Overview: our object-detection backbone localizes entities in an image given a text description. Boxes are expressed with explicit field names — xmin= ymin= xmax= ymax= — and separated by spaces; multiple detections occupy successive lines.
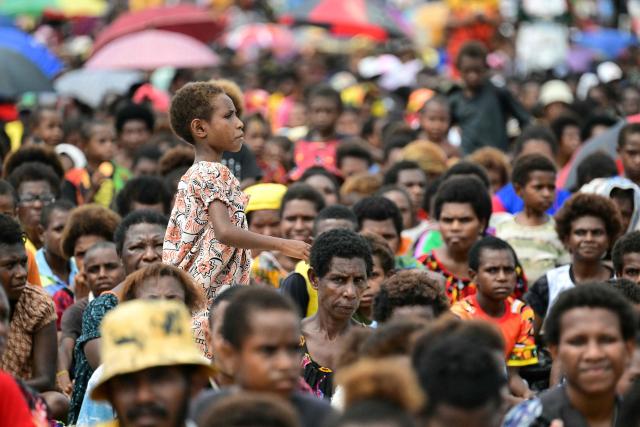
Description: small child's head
xmin=512 ymin=154 xmax=557 ymax=215
xmin=131 ymin=144 xmax=162 ymax=177
xmin=419 ymin=96 xmax=451 ymax=143
xmin=575 ymin=151 xmax=618 ymax=189
xmin=612 ymin=231 xmax=640 ymax=284
xmin=618 ymin=123 xmax=640 ymax=184
xmin=359 ymin=232 xmax=395 ymax=315
xmin=555 ymin=193 xmax=623 ymax=262
xmin=0 ymin=180 xmax=16 ymax=217
xmin=545 ymin=283 xmax=636 ymax=398
xmin=512 ymin=125 xmax=558 ymax=163
xmin=244 ymin=113 xmax=270 ymax=159
xmin=456 ymin=41 xmax=488 ymax=91
xmin=219 ymin=287 xmax=301 ymax=398
xmin=83 ymin=242 xmax=125 ymax=297
xmin=39 ymin=200 xmax=74 ymax=259
xmin=306 ymin=85 xmax=343 ymax=136
xmin=30 ymin=107 xmax=63 ymax=146
xmin=468 ymin=236 xmax=517 ymax=302
xmin=466 ymin=147 xmax=511 ymax=194
xmin=115 ymin=103 xmax=154 ymax=154
xmin=336 ymin=139 xmax=373 ymax=179
xmin=170 ymin=82 xmax=244 ymax=155
xmin=313 ymin=204 xmax=358 ymax=237
xmin=82 ymin=120 xmax=117 ymax=166
xmin=550 ymin=114 xmax=582 ymax=162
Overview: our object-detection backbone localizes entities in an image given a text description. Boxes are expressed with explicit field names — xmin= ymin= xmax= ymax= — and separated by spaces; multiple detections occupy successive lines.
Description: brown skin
xmin=206 ymin=300 xmax=235 ymax=387
xmin=360 ymin=218 xmax=400 ymax=254
xmin=0 ymin=194 xmax=15 ymax=217
xmin=618 ymin=252 xmax=640 ymax=284
xmin=303 ymin=257 xmax=367 ymax=371
xmin=303 ymin=174 xmax=339 ymax=206
xmin=39 ymin=208 xmax=73 ymax=285
xmin=17 ymin=180 xmax=55 ymax=249
xmin=514 ymin=171 xmax=556 ymax=227
xmin=458 ymin=56 xmax=488 ymax=96
xmin=557 ymin=125 xmax=581 ymax=168
xmin=33 ymin=110 xmax=63 ymax=146
xmin=116 ymin=120 xmax=152 ymax=170
xmin=397 ymin=169 xmax=427 ymax=215
xmin=618 ymin=133 xmax=640 ymax=185
xmin=307 ymin=96 xmax=341 ymax=141
xmin=382 ymin=190 xmax=415 ymax=230
xmin=84 ymin=124 xmax=117 ymax=171
xmin=356 ymin=255 xmax=388 ymax=321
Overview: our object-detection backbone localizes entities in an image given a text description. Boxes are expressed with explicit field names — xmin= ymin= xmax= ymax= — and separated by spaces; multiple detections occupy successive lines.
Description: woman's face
xmin=134 ymin=275 xmax=186 ymax=303
xmin=438 ymin=202 xmax=483 ymax=254
xmin=565 ymin=215 xmax=610 ymax=262
xmin=304 ymin=174 xmax=339 ymax=206
xmin=121 ymin=223 xmax=166 ymax=274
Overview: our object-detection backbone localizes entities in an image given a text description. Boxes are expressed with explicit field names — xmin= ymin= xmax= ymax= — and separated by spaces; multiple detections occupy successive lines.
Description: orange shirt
xmin=451 ymin=294 xmax=538 ymax=367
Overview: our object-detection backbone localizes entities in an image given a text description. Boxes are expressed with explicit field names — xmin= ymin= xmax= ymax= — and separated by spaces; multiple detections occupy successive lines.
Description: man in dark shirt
xmin=449 ymin=41 xmax=530 ymax=155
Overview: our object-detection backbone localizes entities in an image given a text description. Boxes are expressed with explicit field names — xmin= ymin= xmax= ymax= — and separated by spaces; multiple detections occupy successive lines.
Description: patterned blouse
xmin=0 ymin=285 xmax=56 ymax=380
xmin=300 ymin=336 xmax=333 ymax=400
xmin=163 ymin=161 xmax=251 ymax=303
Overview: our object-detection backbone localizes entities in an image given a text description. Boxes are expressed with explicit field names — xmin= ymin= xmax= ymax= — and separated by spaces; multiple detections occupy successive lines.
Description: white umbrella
xmin=54 ymin=68 xmax=143 ymax=107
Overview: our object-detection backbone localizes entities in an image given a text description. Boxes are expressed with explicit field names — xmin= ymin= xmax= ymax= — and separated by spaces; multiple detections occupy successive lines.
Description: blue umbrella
xmin=0 ymin=27 xmax=63 ymax=78
xmin=573 ymin=28 xmax=637 ymax=60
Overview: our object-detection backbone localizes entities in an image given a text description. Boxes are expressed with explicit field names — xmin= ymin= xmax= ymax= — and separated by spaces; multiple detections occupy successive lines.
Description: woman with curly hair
xmin=526 ymin=192 xmax=623 ymax=336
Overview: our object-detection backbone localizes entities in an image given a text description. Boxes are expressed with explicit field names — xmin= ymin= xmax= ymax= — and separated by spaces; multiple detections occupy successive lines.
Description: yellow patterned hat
xmin=244 ymin=183 xmax=288 ymax=214
xmin=91 ymin=299 xmax=215 ymax=401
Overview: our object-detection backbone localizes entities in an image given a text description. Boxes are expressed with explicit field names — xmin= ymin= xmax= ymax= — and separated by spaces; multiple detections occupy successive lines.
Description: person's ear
xmin=514 ymin=182 xmax=523 ymax=198
xmin=218 ymin=339 xmax=238 ymax=373
xmin=469 ymin=268 xmax=477 ymax=281
xmin=308 ymin=268 xmax=319 ymax=291
xmin=190 ymin=118 xmax=207 ymax=140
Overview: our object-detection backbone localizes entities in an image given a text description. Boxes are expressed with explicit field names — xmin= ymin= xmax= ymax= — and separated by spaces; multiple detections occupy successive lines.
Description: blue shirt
xmin=35 ymin=248 xmax=77 ymax=296
xmin=495 ymin=183 xmax=571 ymax=215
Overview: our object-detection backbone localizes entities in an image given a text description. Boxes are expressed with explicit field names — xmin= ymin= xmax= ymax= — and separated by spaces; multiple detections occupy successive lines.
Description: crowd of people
xmin=4 ymin=0 xmax=640 ymax=426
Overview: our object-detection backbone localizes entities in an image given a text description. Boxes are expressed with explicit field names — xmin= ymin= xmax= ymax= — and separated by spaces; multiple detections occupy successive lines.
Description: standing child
xmin=417 ymin=96 xmax=459 ymax=159
xmin=493 ymin=154 xmax=568 ymax=282
xmin=451 ymin=236 xmax=538 ymax=399
xmin=163 ymin=82 xmax=310 ymax=306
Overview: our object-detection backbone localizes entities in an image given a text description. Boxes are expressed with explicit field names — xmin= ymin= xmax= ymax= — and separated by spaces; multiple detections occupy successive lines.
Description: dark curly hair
xmin=196 ymin=392 xmax=300 ymax=427
xmin=373 ymin=270 xmax=449 ymax=323
xmin=468 ymin=235 xmax=517 ymax=272
xmin=313 ymin=205 xmax=358 ymax=235
xmin=310 ymin=229 xmax=373 ymax=279
xmin=113 ymin=210 xmax=168 ymax=256
xmin=337 ymin=139 xmax=373 ymax=169
xmin=3 ymin=145 xmax=65 ymax=179
xmin=280 ymin=183 xmax=325 ymax=217
xmin=159 ymin=144 xmax=195 ymax=176
xmin=0 ymin=213 xmax=24 ymax=246
xmin=353 ymin=196 xmax=403 ymax=235
xmin=609 ymin=278 xmax=640 ymax=304
xmin=440 ymin=160 xmax=490 ymax=189
xmin=7 ymin=162 xmax=61 ymax=197
xmin=382 ymin=160 xmax=424 ymax=187
xmin=612 ymin=231 xmax=640 ymax=275
xmin=114 ymin=175 xmax=173 ymax=217
xmin=618 ymin=122 xmax=640 ymax=149
xmin=575 ymin=151 xmax=618 ymax=189
xmin=121 ymin=263 xmax=205 ymax=313
xmin=360 ymin=319 xmax=427 ymax=359
xmin=60 ymin=205 xmax=121 ymax=259
xmin=513 ymin=124 xmax=558 ymax=157
xmin=361 ymin=232 xmax=395 ymax=276
xmin=545 ymin=282 xmax=636 ymax=345
xmin=170 ymin=82 xmax=225 ymax=144
xmin=455 ymin=40 xmax=487 ymax=69
xmin=433 ymin=175 xmax=492 ymax=232
xmin=115 ymin=103 xmax=155 ymax=135
xmin=554 ymin=193 xmax=622 ymax=243
xmin=511 ymin=154 xmax=556 ymax=188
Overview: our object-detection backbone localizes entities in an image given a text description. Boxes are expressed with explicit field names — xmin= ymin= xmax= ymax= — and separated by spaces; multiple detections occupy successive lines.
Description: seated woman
xmin=0 ymin=214 xmax=68 ymax=421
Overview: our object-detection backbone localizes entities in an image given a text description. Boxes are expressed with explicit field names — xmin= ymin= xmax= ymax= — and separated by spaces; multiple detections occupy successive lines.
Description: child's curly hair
xmin=169 ymin=82 xmax=225 ymax=145
xmin=554 ymin=192 xmax=623 ymax=244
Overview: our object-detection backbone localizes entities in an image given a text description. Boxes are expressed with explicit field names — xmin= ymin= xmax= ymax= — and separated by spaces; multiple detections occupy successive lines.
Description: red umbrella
xmin=86 ymin=30 xmax=220 ymax=70
xmin=92 ymin=4 xmax=225 ymax=53
xmin=279 ymin=0 xmax=408 ymax=41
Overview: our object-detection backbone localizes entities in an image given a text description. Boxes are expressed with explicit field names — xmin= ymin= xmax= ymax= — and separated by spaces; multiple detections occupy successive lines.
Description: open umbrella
xmin=224 ymin=23 xmax=296 ymax=60
xmin=0 ymin=48 xmax=53 ymax=98
xmin=54 ymin=69 xmax=143 ymax=107
xmin=86 ymin=30 xmax=220 ymax=70
xmin=0 ymin=27 xmax=62 ymax=78
xmin=279 ymin=0 xmax=408 ymax=41
xmin=573 ymin=28 xmax=637 ymax=60
xmin=0 ymin=0 xmax=107 ymax=17
xmin=92 ymin=4 xmax=225 ymax=53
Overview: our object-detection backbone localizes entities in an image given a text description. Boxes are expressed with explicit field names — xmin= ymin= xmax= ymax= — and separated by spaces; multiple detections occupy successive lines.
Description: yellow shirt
xmin=295 ymin=261 xmax=318 ymax=317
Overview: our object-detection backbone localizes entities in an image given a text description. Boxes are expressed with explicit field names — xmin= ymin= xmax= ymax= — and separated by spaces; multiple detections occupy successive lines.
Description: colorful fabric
xmin=296 ymin=261 xmax=318 ymax=318
xmin=251 ymin=251 xmax=288 ymax=288
xmin=289 ymin=140 xmax=339 ymax=181
xmin=163 ymin=161 xmax=251 ymax=305
xmin=14 ymin=377 xmax=59 ymax=427
xmin=68 ymin=293 xmax=119 ymax=425
xmin=300 ymin=336 xmax=333 ymax=400
xmin=492 ymin=183 xmax=571 ymax=215
xmin=451 ymin=294 xmax=538 ymax=366
xmin=0 ymin=285 xmax=56 ymax=381
xmin=26 ymin=245 xmax=41 ymax=287
xmin=64 ymin=166 xmax=118 ymax=208
xmin=0 ymin=370 xmax=38 ymax=427
xmin=52 ymin=288 xmax=74 ymax=331
xmin=395 ymin=255 xmax=425 ymax=271
xmin=35 ymin=248 xmax=78 ymax=296
xmin=492 ymin=214 xmax=569 ymax=283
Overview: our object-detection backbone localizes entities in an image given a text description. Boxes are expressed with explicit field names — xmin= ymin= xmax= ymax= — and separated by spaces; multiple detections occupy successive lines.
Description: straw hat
xmin=91 ymin=300 xmax=215 ymax=401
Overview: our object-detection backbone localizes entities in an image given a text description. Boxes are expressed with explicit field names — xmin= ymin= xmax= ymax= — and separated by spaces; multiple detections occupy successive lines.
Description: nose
xmin=342 ymin=281 xmax=357 ymax=300
xmin=133 ymin=376 xmax=155 ymax=403
xmin=583 ymin=339 xmax=605 ymax=360
xmin=142 ymin=245 xmax=161 ymax=262
xmin=294 ymin=218 xmax=305 ymax=230
xmin=496 ymin=269 xmax=507 ymax=281
xmin=98 ymin=265 xmax=108 ymax=278
xmin=14 ymin=263 xmax=27 ymax=281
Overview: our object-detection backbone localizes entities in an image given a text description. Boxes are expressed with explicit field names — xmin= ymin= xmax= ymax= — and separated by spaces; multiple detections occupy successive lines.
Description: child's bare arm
xmin=209 ymin=200 xmax=310 ymax=261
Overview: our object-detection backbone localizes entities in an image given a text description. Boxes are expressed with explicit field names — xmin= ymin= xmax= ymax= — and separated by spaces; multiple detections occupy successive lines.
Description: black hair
xmin=208 ymin=285 xmax=246 ymax=328
xmin=0 ymin=213 xmax=24 ymax=247
xmin=0 ymin=180 xmax=17 ymax=205
xmin=300 ymin=166 xmax=341 ymax=191
xmin=310 ymin=229 xmax=373 ymax=279
xmin=455 ymin=41 xmax=488 ymax=69
xmin=132 ymin=144 xmax=163 ymax=169
xmin=114 ymin=176 xmax=173 ymax=217
xmin=313 ymin=205 xmax=358 ymax=235
xmin=545 ymin=283 xmax=637 ymax=345
xmin=306 ymin=84 xmax=343 ymax=112
xmin=352 ymin=196 xmax=403 ymax=235
xmin=84 ymin=241 xmax=118 ymax=260
xmin=40 ymin=200 xmax=75 ymax=228
xmin=433 ymin=176 xmax=492 ymax=231
xmin=440 ymin=160 xmax=491 ymax=189
xmin=7 ymin=162 xmax=61 ymax=197
xmin=511 ymin=154 xmax=557 ymax=187
xmin=115 ymin=103 xmax=155 ymax=134
xmin=377 ymin=185 xmax=414 ymax=212
xmin=279 ymin=183 xmax=325 ymax=217
xmin=612 ymin=231 xmax=640 ymax=275
xmin=383 ymin=160 xmax=424 ymax=187
xmin=196 ymin=392 xmax=301 ymax=427
xmin=550 ymin=114 xmax=582 ymax=144
xmin=414 ymin=334 xmax=505 ymax=415
xmin=619 ymin=374 xmax=640 ymax=427
xmin=3 ymin=145 xmax=65 ymax=179
xmin=420 ymin=95 xmax=450 ymax=114
xmin=554 ymin=193 xmax=622 ymax=244
xmin=513 ymin=125 xmax=558 ymax=157
xmin=581 ymin=114 xmax=618 ymax=142
xmin=423 ymin=176 xmax=442 ymax=214
xmin=609 ymin=278 xmax=640 ymax=305
xmin=336 ymin=140 xmax=373 ymax=169
xmin=618 ymin=122 xmax=640 ymax=149
xmin=382 ymin=134 xmax=413 ymax=163
xmin=575 ymin=151 xmax=618 ymax=189
xmin=468 ymin=236 xmax=516 ymax=271
xmin=221 ymin=286 xmax=298 ymax=349
xmin=113 ymin=210 xmax=168 ymax=255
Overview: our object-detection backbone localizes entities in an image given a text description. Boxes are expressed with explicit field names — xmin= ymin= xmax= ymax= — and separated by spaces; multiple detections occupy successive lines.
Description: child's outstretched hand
xmin=280 ymin=239 xmax=311 ymax=262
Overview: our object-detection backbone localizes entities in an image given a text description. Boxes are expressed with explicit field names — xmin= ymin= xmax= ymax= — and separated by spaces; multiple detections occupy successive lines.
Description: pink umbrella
xmin=86 ymin=29 xmax=219 ymax=70
xmin=224 ymin=23 xmax=296 ymax=60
